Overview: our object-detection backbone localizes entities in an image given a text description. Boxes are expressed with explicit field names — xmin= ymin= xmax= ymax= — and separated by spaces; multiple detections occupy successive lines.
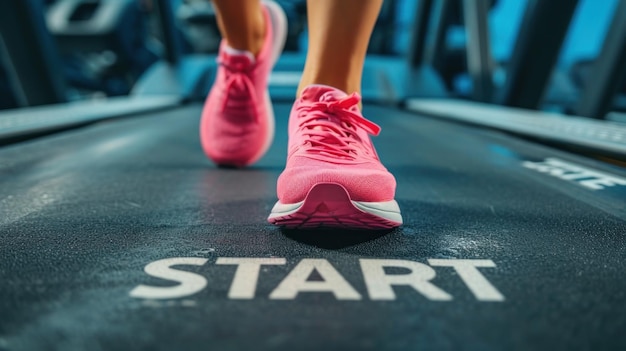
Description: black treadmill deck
xmin=1 ymin=103 xmax=625 ymax=350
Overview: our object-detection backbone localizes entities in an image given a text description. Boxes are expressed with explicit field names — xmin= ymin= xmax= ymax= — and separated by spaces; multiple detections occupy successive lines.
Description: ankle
xmin=297 ymin=75 xmax=360 ymax=97
xmin=297 ymin=82 xmax=361 ymax=105
xmin=226 ymin=11 xmax=266 ymax=57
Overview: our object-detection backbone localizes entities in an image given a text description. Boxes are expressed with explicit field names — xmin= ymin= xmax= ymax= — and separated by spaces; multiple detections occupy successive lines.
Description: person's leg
xmin=200 ymin=1 xmax=287 ymax=167
xmin=268 ymin=0 xmax=402 ymax=229
xmin=212 ymin=0 xmax=266 ymax=56
xmin=297 ymin=0 xmax=383 ymax=97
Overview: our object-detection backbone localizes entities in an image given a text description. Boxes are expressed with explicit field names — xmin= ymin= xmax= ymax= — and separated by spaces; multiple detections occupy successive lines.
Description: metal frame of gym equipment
xmin=462 ymin=0 xmax=493 ymax=103
xmin=424 ymin=0 xmax=455 ymax=76
xmin=368 ymin=0 xmax=398 ymax=55
xmin=407 ymin=0 xmax=433 ymax=68
xmin=155 ymin=0 xmax=182 ymax=64
xmin=405 ymin=0 xmax=626 ymax=160
xmin=407 ymin=0 xmax=494 ymax=102
xmin=0 ymin=0 xmax=67 ymax=107
xmin=575 ymin=0 xmax=626 ymax=120
xmin=408 ymin=0 xmax=582 ymax=110
xmin=500 ymin=0 xmax=579 ymax=110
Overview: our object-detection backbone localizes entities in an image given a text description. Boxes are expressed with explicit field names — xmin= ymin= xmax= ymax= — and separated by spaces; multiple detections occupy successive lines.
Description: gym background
xmin=0 ymin=0 xmax=621 ymax=115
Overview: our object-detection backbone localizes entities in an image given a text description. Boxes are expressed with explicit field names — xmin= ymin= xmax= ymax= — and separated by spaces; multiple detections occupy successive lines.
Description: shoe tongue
xmin=300 ymin=84 xmax=348 ymax=103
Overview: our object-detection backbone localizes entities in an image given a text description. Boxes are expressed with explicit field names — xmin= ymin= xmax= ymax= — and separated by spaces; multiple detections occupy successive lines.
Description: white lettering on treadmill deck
xmin=129 ymin=257 xmax=208 ymax=299
xmin=360 ymin=259 xmax=452 ymax=301
xmin=130 ymin=258 xmax=505 ymax=302
xmin=522 ymin=158 xmax=626 ymax=190
xmin=269 ymin=259 xmax=361 ymax=300
xmin=216 ymin=257 xmax=286 ymax=299
xmin=428 ymin=259 xmax=504 ymax=301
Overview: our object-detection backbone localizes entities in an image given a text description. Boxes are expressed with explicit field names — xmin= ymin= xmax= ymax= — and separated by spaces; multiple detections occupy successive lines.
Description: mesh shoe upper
xmin=276 ymin=85 xmax=397 ymax=203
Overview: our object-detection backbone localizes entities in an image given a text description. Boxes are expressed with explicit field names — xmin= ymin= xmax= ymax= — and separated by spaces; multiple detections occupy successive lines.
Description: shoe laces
xmin=218 ymin=54 xmax=258 ymax=121
xmin=295 ymin=93 xmax=381 ymax=163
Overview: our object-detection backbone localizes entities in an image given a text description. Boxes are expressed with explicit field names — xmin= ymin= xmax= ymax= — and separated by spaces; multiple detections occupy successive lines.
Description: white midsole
xmin=268 ymin=199 xmax=403 ymax=224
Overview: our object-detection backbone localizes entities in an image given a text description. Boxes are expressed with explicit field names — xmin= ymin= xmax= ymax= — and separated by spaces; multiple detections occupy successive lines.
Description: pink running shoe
xmin=268 ymin=85 xmax=403 ymax=230
xmin=200 ymin=1 xmax=287 ymax=167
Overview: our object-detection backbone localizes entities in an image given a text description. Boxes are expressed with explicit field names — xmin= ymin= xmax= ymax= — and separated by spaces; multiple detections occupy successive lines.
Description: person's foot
xmin=200 ymin=1 xmax=287 ymax=167
xmin=268 ymin=85 xmax=402 ymax=230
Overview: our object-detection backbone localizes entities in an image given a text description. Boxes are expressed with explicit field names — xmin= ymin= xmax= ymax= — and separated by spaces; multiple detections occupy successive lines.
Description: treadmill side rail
xmin=407 ymin=98 xmax=626 ymax=159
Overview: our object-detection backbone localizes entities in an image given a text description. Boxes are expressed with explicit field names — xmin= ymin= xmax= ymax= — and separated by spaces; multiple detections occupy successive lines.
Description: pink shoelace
xmin=295 ymin=93 xmax=382 ymax=163
xmin=218 ymin=54 xmax=258 ymax=122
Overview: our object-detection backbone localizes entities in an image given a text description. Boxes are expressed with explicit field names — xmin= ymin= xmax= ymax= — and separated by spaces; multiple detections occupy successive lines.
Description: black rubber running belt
xmin=1 ymin=103 xmax=625 ymax=350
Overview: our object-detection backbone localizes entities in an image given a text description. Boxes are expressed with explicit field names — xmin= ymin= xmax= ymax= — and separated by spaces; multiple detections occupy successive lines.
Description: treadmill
xmin=1 ymin=1 xmax=625 ymax=350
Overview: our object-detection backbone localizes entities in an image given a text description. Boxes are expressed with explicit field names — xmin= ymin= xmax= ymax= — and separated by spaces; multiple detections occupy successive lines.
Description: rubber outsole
xmin=268 ymin=183 xmax=402 ymax=230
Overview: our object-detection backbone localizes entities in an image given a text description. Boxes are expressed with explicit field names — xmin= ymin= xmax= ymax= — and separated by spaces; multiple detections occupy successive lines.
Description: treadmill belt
xmin=1 ymin=103 xmax=625 ymax=350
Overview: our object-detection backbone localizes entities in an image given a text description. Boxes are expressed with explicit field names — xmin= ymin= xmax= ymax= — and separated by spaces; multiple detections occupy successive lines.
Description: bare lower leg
xmin=212 ymin=0 xmax=265 ymax=56
xmin=298 ymin=0 xmax=383 ymax=96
